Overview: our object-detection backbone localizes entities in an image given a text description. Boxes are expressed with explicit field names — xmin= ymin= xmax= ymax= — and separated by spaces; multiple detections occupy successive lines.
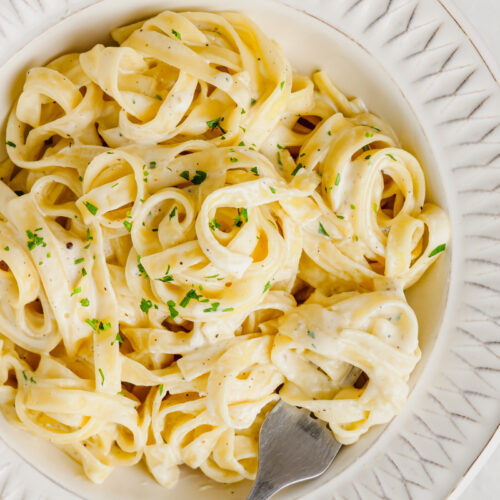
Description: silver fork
xmin=246 ymin=400 xmax=342 ymax=500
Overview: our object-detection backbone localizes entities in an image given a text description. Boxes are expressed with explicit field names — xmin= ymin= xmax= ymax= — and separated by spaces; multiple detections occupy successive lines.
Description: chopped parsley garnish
xmin=80 ymin=298 xmax=89 ymax=307
xmin=336 ymin=215 xmax=344 ymax=219
xmin=140 ymin=298 xmax=153 ymax=314
xmin=250 ymin=167 xmax=259 ymax=176
xmin=229 ymin=157 xmax=238 ymax=163
xmin=280 ymin=80 xmax=285 ymax=90
xmin=157 ymin=265 xmax=174 ymax=283
xmin=327 ymin=130 xmax=332 ymax=136
xmin=373 ymin=203 xmax=378 ymax=213
xmin=365 ymin=155 xmax=372 ymax=160
xmin=171 ymin=29 xmax=181 ymax=39
xmin=209 ymin=218 xmax=220 ymax=231
xmin=191 ymin=170 xmax=207 ymax=184
xmin=276 ymin=151 xmax=283 ymax=167
xmin=241 ymin=108 xmax=246 ymax=115
xmin=86 ymin=228 xmax=93 ymax=241
xmin=428 ymin=243 xmax=446 ymax=258
xmin=203 ymin=302 xmax=220 ymax=312
xmin=159 ymin=384 xmax=164 ymax=396
xmin=74 ymin=257 xmax=85 ymax=264
xmin=365 ymin=132 xmax=373 ymax=138
xmin=123 ymin=220 xmax=132 ymax=232
xmin=350 ymin=204 xmax=356 ymax=210
xmin=84 ymin=202 xmax=98 ymax=215
xmin=81 ymin=268 xmax=87 ymax=277
xmin=233 ymin=208 xmax=248 ymax=227
xmin=250 ymin=98 xmax=257 ymax=106
xmin=263 ymin=281 xmax=271 ymax=293
xmin=222 ymin=307 xmax=234 ymax=312
xmin=386 ymin=153 xmax=397 ymax=161
xmin=354 ymin=235 xmax=359 ymax=241
xmin=369 ymin=126 xmax=381 ymax=132
xmin=180 ymin=289 xmax=202 ymax=307
xmin=71 ymin=287 xmax=81 ymax=296
xmin=137 ymin=255 xmax=149 ymax=278
xmin=111 ymin=333 xmax=123 ymax=345
xmin=206 ymin=116 xmax=226 ymax=134
xmin=204 ymin=274 xmax=220 ymax=279
xmin=269 ymin=186 xmax=276 ymax=194
xmin=169 ymin=206 xmax=178 ymax=220
xmin=26 ymin=229 xmax=46 ymax=250
xmin=3 ymin=246 xmax=8 ymax=251
xmin=318 ymin=222 xmax=329 ymax=237
xmin=149 ymin=161 xmax=157 ymax=169
xmin=98 ymin=368 xmax=105 ymax=385
xmin=167 ymin=300 xmax=179 ymax=319
xmin=238 ymin=141 xmax=245 ymax=146
xmin=99 ymin=321 xmax=111 ymax=331
xmin=6 ymin=141 xmax=16 ymax=148
xmin=22 ymin=370 xmax=28 ymax=381
xmin=291 ymin=163 xmax=303 ymax=176
xmin=307 ymin=329 xmax=315 ymax=339
xmin=180 ymin=170 xmax=190 ymax=181
xmin=85 ymin=318 xmax=99 ymax=331
xmin=154 ymin=94 xmax=163 ymax=101
xmin=335 ymin=173 xmax=341 ymax=186
xmin=362 ymin=145 xmax=371 ymax=152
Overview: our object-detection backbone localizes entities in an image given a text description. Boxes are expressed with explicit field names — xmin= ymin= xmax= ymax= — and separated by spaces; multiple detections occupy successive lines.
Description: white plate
xmin=0 ymin=0 xmax=498 ymax=499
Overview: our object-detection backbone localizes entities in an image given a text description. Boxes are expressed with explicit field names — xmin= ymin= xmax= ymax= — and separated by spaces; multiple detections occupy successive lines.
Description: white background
xmin=452 ymin=0 xmax=500 ymax=498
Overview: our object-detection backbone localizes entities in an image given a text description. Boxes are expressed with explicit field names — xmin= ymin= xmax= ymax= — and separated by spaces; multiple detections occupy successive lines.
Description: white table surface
xmin=451 ymin=0 xmax=500 ymax=499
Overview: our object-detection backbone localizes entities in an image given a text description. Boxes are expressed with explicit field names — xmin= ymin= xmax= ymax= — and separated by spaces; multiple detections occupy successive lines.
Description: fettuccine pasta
xmin=0 ymin=10 xmax=450 ymax=488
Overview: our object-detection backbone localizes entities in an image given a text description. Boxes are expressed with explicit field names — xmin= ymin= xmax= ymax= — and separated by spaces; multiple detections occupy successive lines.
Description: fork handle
xmin=246 ymin=478 xmax=280 ymax=500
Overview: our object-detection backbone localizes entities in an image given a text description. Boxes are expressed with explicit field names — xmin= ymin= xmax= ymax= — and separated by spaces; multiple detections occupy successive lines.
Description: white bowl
xmin=0 ymin=1 xmax=498 ymax=499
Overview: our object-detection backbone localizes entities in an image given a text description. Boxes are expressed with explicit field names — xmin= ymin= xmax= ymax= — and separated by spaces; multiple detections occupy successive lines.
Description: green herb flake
xmin=336 ymin=215 xmax=344 ymax=220
xmin=192 ymin=170 xmax=207 ymax=184
xmin=98 ymin=368 xmax=105 ymax=385
xmin=111 ymin=333 xmax=123 ymax=345
xmin=263 ymin=281 xmax=271 ymax=293
xmin=159 ymin=384 xmax=164 ymax=396
xmin=229 ymin=157 xmax=238 ymax=163
xmin=365 ymin=132 xmax=373 ymax=138
xmin=80 ymin=298 xmax=90 ymax=307
xmin=250 ymin=98 xmax=257 ymax=106
xmin=318 ymin=222 xmax=329 ymax=237
xmin=365 ymin=155 xmax=372 ymax=160
xmin=71 ymin=287 xmax=81 ymax=296
xmin=154 ymin=94 xmax=163 ymax=101
xmin=350 ymin=204 xmax=356 ymax=210
xmin=3 ymin=246 xmax=8 ymax=251
xmin=140 ymin=298 xmax=153 ymax=314
xmin=307 ymin=329 xmax=315 ymax=339
xmin=171 ymin=29 xmax=181 ymax=40
xmin=22 ymin=370 xmax=28 ymax=381
xmin=84 ymin=202 xmax=98 ymax=216
xmin=180 ymin=170 xmax=190 ymax=182
xmin=291 ymin=163 xmax=304 ymax=176
xmin=250 ymin=167 xmax=259 ymax=176
xmin=386 ymin=153 xmax=397 ymax=161
xmin=6 ymin=141 xmax=16 ymax=148
xmin=206 ymin=116 xmax=226 ymax=134
xmin=180 ymin=289 xmax=202 ymax=308
xmin=233 ymin=207 xmax=248 ymax=227
xmin=85 ymin=318 xmax=99 ymax=331
xmin=373 ymin=203 xmax=378 ymax=213
xmin=335 ymin=173 xmax=341 ymax=186
xmin=167 ymin=300 xmax=179 ymax=319
xmin=123 ymin=220 xmax=132 ymax=232
xmin=149 ymin=161 xmax=157 ymax=169
xmin=26 ymin=229 xmax=46 ymax=251
xmin=74 ymin=257 xmax=85 ymax=264
xmin=428 ymin=243 xmax=446 ymax=258
xmin=81 ymin=268 xmax=87 ymax=277
xmin=241 ymin=108 xmax=246 ymax=115
xmin=280 ymin=80 xmax=285 ymax=90
xmin=222 ymin=307 xmax=234 ymax=312
xmin=276 ymin=151 xmax=283 ymax=167
xmin=203 ymin=302 xmax=220 ymax=313
xmin=209 ymin=218 xmax=221 ymax=231
xmin=327 ymin=130 xmax=332 ymax=136
xmin=157 ymin=265 xmax=174 ymax=283
xmin=269 ymin=186 xmax=276 ymax=194
xmin=169 ymin=206 xmax=178 ymax=220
